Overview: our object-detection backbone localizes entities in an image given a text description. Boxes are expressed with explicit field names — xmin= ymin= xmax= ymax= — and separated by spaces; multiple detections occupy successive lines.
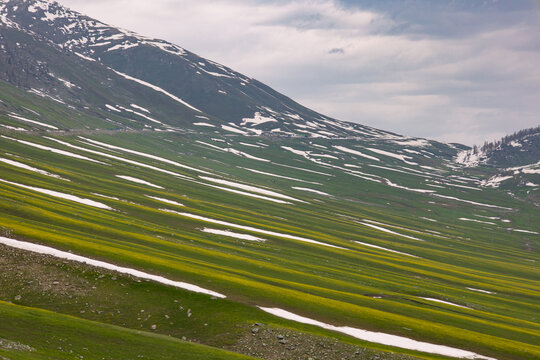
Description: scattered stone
xmin=230 ymin=324 xmax=421 ymax=360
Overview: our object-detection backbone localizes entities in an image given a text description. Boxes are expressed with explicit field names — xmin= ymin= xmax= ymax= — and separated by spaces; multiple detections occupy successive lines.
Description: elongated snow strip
xmin=467 ymin=288 xmax=494 ymax=294
xmin=291 ymin=187 xmax=330 ymax=196
xmin=0 ymin=157 xmax=69 ymax=181
xmin=359 ymin=222 xmax=425 ymax=242
xmin=241 ymin=167 xmax=322 ymax=185
xmin=145 ymin=195 xmax=184 ymax=207
xmin=419 ymin=297 xmax=469 ymax=309
xmin=0 ymin=237 xmax=226 ymax=299
xmin=354 ymin=241 xmax=418 ymax=258
xmin=258 ymin=307 xmax=496 ymax=360
xmin=199 ymin=176 xmax=304 ymax=202
xmin=116 ymin=175 xmax=163 ymax=189
xmin=44 ymin=138 xmax=190 ymax=179
xmin=197 ymin=182 xmax=291 ymax=204
xmin=202 ymin=228 xmax=265 ymax=242
xmin=333 ymin=145 xmax=379 ymax=161
xmin=111 ymin=69 xmax=202 ymax=112
xmin=432 ymin=194 xmax=513 ymax=211
xmin=0 ymin=178 xmax=112 ymax=210
xmin=160 ymin=210 xmax=348 ymax=250
xmin=1 ymin=136 xmax=105 ymax=164
xmin=79 ymin=137 xmax=211 ymax=175
xmin=8 ymin=113 xmax=58 ymax=129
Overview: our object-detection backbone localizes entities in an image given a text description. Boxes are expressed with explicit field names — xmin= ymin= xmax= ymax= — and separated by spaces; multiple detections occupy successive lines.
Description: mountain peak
xmin=1 ymin=0 xmax=438 ymax=144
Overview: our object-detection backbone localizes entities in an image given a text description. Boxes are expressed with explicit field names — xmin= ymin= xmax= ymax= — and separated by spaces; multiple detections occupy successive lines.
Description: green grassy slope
xmin=0 ymin=300 xmax=256 ymax=360
xmin=0 ymin=127 xmax=538 ymax=360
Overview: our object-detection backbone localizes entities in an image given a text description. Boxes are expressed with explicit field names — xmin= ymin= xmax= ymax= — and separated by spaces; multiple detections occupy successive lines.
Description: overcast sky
xmin=60 ymin=0 xmax=540 ymax=145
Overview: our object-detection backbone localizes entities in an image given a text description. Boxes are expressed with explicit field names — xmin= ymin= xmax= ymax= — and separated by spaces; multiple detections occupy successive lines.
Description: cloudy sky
xmin=60 ymin=0 xmax=540 ymax=145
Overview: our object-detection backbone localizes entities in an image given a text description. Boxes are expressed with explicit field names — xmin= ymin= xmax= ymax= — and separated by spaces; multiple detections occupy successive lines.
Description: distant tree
xmin=478 ymin=125 xmax=540 ymax=154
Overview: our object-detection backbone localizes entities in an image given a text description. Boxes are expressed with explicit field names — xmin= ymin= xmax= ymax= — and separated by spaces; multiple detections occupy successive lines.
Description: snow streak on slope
xmin=160 ymin=210 xmax=347 ymax=250
xmin=8 ymin=113 xmax=58 ymax=129
xmin=354 ymin=241 xmax=418 ymax=258
xmin=258 ymin=307 xmax=496 ymax=360
xmin=199 ymin=176 xmax=304 ymax=202
xmin=333 ymin=146 xmax=379 ymax=161
xmin=44 ymin=137 xmax=191 ymax=179
xmin=1 ymin=136 xmax=105 ymax=164
xmin=0 ymin=178 xmax=112 ymax=210
xmin=145 ymin=195 xmax=184 ymax=207
xmin=111 ymin=69 xmax=201 ymax=112
xmin=359 ymin=222 xmax=425 ymax=242
xmin=202 ymin=228 xmax=265 ymax=242
xmin=116 ymin=175 xmax=163 ymax=189
xmin=0 ymin=157 xmax=68 ymax=180
xmin=80 ymin=137 xmax=210 ymax=174
xmin=0 ymin=236 xmax=226 ymax=298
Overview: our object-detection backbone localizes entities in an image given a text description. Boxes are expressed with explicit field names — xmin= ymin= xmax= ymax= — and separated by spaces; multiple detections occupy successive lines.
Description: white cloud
xmin=60 ymin=0 xmax=540 ymax=145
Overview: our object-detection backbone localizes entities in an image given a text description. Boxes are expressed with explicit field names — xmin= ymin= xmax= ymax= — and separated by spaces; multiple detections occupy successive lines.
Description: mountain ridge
xmin=0 ymin=2 xmax=538 ymax=359
xmin=0 ymin=0 xmax=455 ymax=144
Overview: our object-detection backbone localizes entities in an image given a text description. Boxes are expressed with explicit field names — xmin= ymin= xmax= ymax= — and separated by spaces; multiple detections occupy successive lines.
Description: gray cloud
xmin=328 ymin=48 xmax=344 ymax=54
xmin=59 ymin=0 xmax=540 ymax=145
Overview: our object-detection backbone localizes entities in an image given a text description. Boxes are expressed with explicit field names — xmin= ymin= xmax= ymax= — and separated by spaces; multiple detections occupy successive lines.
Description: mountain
xmin=455 ymin=126 xmax=540 ymax=190
xmin=0 ymin=0 xmax=423 ymax=140
xmin=0 ymin=1 xmax=539 ymax=360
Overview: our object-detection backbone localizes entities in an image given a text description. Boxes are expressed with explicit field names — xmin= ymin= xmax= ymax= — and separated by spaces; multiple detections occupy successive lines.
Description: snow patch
xmin=221 ymin=125 xmax=249 ymax=135
xmin=480 ymin=175 xmax=513 ymax=188
xmin=359 ymin=222 xmax=425 ymax=242
xmin=80 ymin=137 xmax=210 ymax=174
xmin=333 ymin=146 xmax=379 ymax=161
xmin=258 ymin=307 xmax=495 ymax=359
xmin=291 ymin=187 xmax=330 ymax=196
xmin=354 ymin=241 xmax=418 ymax=258
xmin=459 ymin=218 xmax=496 ymax=225
xmin=145 ymin=195 xmax=184 ymax=207
xmin=0 ymin=157 xmax=68 ymax=181
xmin=162 ymin=211 xmax=347 ymax=250
xmin=116 ymin=175 xmax=163 ymax=189
xmin=467 ymin=288 xmax=494 ymax=294
xmin=393 ymin=139 xmax=430 ymax=147
xmin=200 ymin=176 xmax=303 ymax=202
xmin=193 ymin=122 xmax=215 ymax=127
xmin=202 ymin=228 xmax=265 ymax=242
xmin=1 ymin=136 xmax=104 ymax=164
xmin=0 ymin=236 xmax=225 ymax=298
xmin=0 ymin=178 xmax=111 ymax=210
xmin=8 ymin=113 xmax=58 ymax=130
xmin=112 ymin=69 xmax=201 ymax=112
xmin=241 ymin=168 xmax=321 ymax=185
xmin=241 ymin=112 xmax=278 ymax=126
xmin=419 ymin=298 xmax=469 ymax=309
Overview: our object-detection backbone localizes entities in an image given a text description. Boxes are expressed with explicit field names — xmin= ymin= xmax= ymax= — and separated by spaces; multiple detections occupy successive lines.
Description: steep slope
xmin=0 ymin=1 xmax=539 ymax=360
xmin=455 ymin=126 xmax=540 ymax=190
xmin=0 ymin=0 xmax=455 ymax=143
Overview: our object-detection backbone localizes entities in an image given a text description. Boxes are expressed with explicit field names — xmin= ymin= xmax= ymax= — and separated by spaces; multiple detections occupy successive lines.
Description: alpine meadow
xmin=0 ymin=1 xmax=538 ymax=360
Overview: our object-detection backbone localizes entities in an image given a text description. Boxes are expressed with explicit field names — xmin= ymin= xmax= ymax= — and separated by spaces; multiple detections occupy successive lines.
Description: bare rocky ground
xmin=230 ymin=323 xmax=419 ymax=360
xmin=0 ymin=243 xmax=421 ymax=360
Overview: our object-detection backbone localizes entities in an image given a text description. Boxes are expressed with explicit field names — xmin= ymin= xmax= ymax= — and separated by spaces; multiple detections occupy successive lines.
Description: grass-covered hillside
xmin=0 ymin=1 xmax=538 ymax=359
xmin=0 ymin=119 xmax=538 ymax=359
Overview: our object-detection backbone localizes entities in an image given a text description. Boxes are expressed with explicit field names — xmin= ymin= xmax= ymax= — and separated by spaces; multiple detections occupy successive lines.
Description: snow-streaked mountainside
xmin=0 ymin=2 xmax=539 ymax=360
xmin=455 ymin=126 xmax=540 ymax=189
xmin=0 ymin=0 xmax=438 ymax=141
